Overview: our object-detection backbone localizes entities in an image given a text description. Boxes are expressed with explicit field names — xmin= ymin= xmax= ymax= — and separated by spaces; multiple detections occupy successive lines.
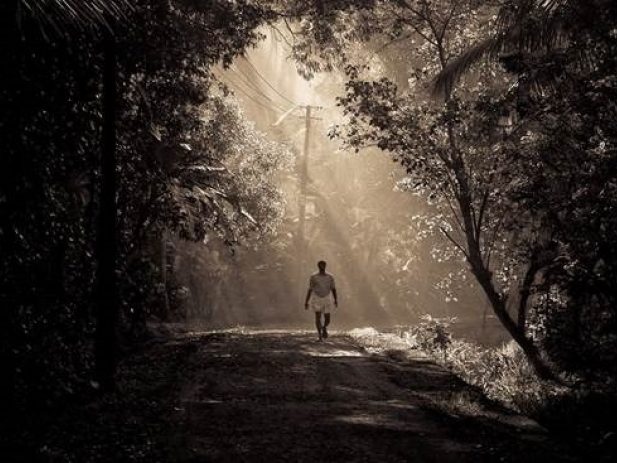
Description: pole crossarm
xmin=273 ymin=104 xmax=323 ymax=125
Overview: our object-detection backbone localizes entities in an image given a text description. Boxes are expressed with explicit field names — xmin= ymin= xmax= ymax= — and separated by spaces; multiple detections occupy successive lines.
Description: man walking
xmin=305 ymin=260 xmax=338 ymax=341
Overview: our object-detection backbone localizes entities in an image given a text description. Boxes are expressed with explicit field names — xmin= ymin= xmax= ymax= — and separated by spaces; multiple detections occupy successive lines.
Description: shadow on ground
xmin=173 ymin=331 xmax=575 ymax=463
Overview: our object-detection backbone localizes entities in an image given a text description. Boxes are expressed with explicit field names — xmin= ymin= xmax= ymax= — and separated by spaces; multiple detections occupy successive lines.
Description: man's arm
xmin=304 ymin=288 xmax=312 ymax=310
xmin=331 ymin=278 xmax=338 ymax=307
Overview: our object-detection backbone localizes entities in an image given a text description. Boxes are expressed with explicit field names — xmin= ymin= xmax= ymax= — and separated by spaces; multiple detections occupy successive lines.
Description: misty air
xmin=1 ymin=1 xmax=616 ymax=462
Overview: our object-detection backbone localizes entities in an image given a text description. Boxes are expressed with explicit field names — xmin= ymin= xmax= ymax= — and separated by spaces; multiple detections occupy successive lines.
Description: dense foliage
xmin=0 ymin=0 xmax=282 ymax=410
xmin=2 ymin=0 xmax=616 ymax=442
xmin=281 ymin=0 xmax=617 ymax=380
xmin=483 ymin=0 xmax=617 ymax=377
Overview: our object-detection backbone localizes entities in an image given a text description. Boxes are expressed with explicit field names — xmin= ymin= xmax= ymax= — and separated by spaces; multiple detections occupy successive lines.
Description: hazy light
xmin=184 ymin=27 xmax=490 ymax=336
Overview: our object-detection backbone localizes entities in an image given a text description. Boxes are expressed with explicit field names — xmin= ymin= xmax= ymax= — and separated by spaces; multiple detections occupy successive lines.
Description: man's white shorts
xmin=310 ymin=295 xmax=334 ymax=313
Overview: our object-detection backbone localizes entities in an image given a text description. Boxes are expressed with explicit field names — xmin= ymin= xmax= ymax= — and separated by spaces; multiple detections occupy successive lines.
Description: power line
xmin=241 ymin=57 xmax=337 ymax=111
xmin=230 ymin=76 xmax=288 ymax=112
xmin=228 ymin=66 xmax=291 ymax=112
xmin=226 ymin=80 xmax=283 ymax=113
xmin=241 ymin=57 xmax=300 ymax=107
xmin=221 ymin=77 xmax=285 ymax=114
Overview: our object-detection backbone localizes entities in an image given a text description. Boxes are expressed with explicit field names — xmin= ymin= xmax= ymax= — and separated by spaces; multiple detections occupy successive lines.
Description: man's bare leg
xmin=315 ymin=312 xmax=323 ymax=341
xmin=322 ymin=313 xmax=330 ymax=339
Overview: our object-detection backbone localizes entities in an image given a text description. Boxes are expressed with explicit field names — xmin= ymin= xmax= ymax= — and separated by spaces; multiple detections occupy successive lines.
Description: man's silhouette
xmin=305 ymin=260 xmax=338 ymax=341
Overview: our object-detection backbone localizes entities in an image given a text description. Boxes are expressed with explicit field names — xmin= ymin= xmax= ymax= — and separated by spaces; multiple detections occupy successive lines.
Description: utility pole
xmin=297 ymin=105 xmax=311 ymax=262
xmin=296 ymin=105 xmax=321 ymax=297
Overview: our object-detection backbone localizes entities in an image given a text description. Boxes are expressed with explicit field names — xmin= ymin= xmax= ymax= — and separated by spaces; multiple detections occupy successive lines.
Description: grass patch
xmin=347 ymin=319 xmax=617 ymax=460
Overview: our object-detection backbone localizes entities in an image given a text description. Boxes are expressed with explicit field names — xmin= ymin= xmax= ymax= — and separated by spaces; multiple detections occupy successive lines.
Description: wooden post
xmin=94 ymin=31 xmax=119 ymax=391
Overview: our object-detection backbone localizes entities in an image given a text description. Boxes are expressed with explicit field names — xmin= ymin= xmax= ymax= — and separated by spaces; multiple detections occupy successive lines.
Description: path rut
xmin=171 ymin=332 xmax=572 ymax=462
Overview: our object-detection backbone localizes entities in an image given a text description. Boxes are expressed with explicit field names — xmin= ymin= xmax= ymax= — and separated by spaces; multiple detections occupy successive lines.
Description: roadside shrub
xmin=351 ymin=320 xmax=572 ymax=415
xmin=409 ymin=315 xmax=454 ymax=360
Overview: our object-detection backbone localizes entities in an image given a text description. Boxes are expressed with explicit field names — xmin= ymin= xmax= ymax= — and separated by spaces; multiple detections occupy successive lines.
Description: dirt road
xmin=170 ymin=331 xmax=573 ymax=462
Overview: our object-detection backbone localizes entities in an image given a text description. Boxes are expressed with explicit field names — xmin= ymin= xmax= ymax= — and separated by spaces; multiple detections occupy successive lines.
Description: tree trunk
xmin=452 ymin=158 xmax=557 ymax=381
xmin=94 ymin=32 xmax=119 ymax=391
xmin=160 ymin=227 xmax=170 ymax=320
xmin=517 ymin=263 xmax=538 ymax=333
xmin=471 ymin=262 xmax=557 ymax=381
xmin=480 ymin=301 xmax=488 ymax=341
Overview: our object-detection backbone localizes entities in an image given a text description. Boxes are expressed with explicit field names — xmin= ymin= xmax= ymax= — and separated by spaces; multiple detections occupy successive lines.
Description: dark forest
xmin=1 ymin=1 xmax=616 ymax=462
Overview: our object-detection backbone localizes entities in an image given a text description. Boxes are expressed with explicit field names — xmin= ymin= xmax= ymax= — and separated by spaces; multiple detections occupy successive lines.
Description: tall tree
xmin=17 ymin=0 xmax=126 ymax=390
xmin=94 ymin=27 xmax=119 ymax=390
xmin=1 ymin=0 xmax=278 ymax=403
xmin=434 ymin=0 xmax=617 ymax=375
xmin=283 ymin=0 xmax=558 ymax=378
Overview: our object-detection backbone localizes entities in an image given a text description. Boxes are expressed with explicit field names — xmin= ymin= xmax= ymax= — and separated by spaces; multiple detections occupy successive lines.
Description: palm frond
xmin=432 ymin=36 xmax=501 ymax=99
xmin=18 ymin=0 xmax=131 ymax=34
xmin=432 ymin=0 xmax=573 ymax=99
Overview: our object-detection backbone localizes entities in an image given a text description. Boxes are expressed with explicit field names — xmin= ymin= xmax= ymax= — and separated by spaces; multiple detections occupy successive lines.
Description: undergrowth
xmin=348 ymin=317 xmax=617 ymax=456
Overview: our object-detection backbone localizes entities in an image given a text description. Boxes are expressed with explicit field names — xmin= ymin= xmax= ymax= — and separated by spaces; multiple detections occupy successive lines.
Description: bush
xmin=409 ymin=315 xmax=454 ymax=360
xmin=350 ymin=317 xmax=616 ymax=450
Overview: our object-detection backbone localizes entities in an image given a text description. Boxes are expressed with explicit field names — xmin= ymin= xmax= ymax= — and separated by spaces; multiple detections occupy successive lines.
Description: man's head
xmin=317 ymin=260 xmax=327 ymax=273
